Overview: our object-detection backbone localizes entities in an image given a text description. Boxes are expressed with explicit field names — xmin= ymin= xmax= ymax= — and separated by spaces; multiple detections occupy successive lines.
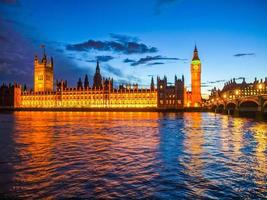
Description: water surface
xmin=0 ymin=112 xmax=266 ymax=199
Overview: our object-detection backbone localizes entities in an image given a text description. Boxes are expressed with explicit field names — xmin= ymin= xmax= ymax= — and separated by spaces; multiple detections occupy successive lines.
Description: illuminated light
xmin=20 ymin=90 xmax=158 ymax=109
xmin=258 ymin=84 xmax=263 ymax=90
xmin=223 ymin=94 xmax=227 ymax=98
xmin=191 ymin=60 xmax=201 ymax=65
xmin=235 ymin=90 xmax=239 ymax=95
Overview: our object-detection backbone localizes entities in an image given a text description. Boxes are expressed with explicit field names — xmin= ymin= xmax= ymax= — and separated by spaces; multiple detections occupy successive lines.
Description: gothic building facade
xmin=0 ymin=46 xmax=202 ymax=110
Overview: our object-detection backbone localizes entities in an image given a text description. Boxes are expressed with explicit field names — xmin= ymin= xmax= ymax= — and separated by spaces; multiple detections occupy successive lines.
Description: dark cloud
xmin=123 ymin=58 xmax=135 ymax=63
xmin=201 ymin=79 xmax=227 ymax=88
xmin=66 ymin=35 xmax=158 ymax=54
xmin=146 ymin=62 xmax=164 ymax=66
xmin=86 ymin=55 xmax=114 ymax=63
xmin=0 ymin=35 xmax=8 ymax=42
xmin=204 ymin=80 xmax=226 ymax=84
xmin=126 ymin=55 xmax=187 ymax=66
xmin=201 ymin=84 xmax=213 ymax=88
xmin=0 ymin=20 xmax=34 ymax=84
xmin=233 ymin=53 xmax=255 ymax=57
xmin=0 ymin=0 xmax=20 ymax=5
xmin=95 ymin=55 xmax=114 ymax=62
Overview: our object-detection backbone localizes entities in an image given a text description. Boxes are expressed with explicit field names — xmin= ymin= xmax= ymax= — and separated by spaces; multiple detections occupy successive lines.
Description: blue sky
xmin=0 ymin=0 xmax=266 ymax=97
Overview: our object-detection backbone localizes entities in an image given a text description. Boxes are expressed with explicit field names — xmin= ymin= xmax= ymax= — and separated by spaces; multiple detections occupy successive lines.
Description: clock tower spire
xmin=191 ymin=45 xmax=202 ymax=107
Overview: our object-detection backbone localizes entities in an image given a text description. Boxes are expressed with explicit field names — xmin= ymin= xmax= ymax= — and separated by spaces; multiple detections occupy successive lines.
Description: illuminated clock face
xmin=193 ymin=65 xmax=198 ymax=70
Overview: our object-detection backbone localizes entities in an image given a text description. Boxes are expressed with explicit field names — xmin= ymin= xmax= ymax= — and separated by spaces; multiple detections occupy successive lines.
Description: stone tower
xmin=191 ymin=45 xmax=202 ymax=106
xmin=34 ymin=49 xmax=54 ymax=92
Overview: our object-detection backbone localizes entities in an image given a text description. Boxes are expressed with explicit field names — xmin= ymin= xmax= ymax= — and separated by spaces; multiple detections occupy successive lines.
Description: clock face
xmin=193 ymin=65 xmax=198 ymax=70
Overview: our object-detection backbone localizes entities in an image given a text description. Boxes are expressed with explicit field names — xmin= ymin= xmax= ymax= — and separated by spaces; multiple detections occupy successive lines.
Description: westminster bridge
xmin=206 ymin=78 xmax=267 ymax=119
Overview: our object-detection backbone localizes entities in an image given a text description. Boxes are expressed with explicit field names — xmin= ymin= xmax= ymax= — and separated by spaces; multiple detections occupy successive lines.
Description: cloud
xmin=86 ymin=55 xmax=114 ymax=63
xmin=146 ymin=62 xmax=164 ymax=66
xmin=125 ymin=55 xmax=187 ymax=66
xmin=204 ymin=80 xmax=226 ymax=84
xmin=66 ymin=34 xmax=158 ymax=54
xmin=123 ymin=58 xmax=135 ymax=63
xmin=109 ymin=33 xmax=139 ymax=43
xmin=95 ymin=55 xmax=114 ymax=62
xmin=100 ymin=64 xmax=142 ymax=85
xmin=0 ymin=35 xmax=8 ymax=42
xmin=233 ymin=53 xmax=255 ymax=57
xmin=102 ymin=64 xmax=124 ymax=77
xmin=201 ymin=79 xmax=227 ymax=88
xmin=235 ymin=77 xmax=245 ymax=80
xmin=0 ymin=0 xmax=20 ymax=5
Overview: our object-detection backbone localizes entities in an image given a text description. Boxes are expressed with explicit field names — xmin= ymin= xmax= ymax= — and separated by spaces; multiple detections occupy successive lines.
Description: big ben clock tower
xmin=191 ymin=45 xmax=202 ymax=106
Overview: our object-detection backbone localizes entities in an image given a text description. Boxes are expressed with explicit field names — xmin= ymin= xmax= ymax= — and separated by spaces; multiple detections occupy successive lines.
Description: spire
xmin=93 ymin=61 xmax=102 ymax=88
xmin=51 ymin=57 xmax=54 ymax=67
xmin=77 ymin=77 xmax=83 ymax=89
xmin=150 ymin=76 xmax=155 ymax=90
xmin=96 ymin=60 xmax=100 ymax=73
xmin=40 ymin=44 xmax=47 ymax=62
xmin=192 ymin=44 xmax=200 ymax=61
xmin=84 ymin=74 xmax=89 ymax=88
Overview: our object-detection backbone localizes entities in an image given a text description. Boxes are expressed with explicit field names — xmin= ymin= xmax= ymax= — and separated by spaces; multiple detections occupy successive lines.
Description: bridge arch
xmin=226 ymin=102 xmax=237 ymax=115
xmin=239 ymin=100 xmax=259 ymax=113
xmin=211 ymin=105 xmax=217 ymax=112
xmin=263 ymin=101 xmax=267 ymax=113
xmin=239 ymin=99 xmax=259 ymax=107
xmin=216 ymin=104 xmax=225 ymax=113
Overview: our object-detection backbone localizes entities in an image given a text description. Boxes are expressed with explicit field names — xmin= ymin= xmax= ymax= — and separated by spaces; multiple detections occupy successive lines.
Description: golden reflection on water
xmin=182 ymin=112 xmax=205 ymax=196
xmin=12 ymin=112 xmax=161 ymax=198
xmin=250 ymin=123 xmax=267 ymax=186
xmin=0 ymin=111 xmax=266 ymax=199
xmin=220 ymin=115 xmax=244 ymax=156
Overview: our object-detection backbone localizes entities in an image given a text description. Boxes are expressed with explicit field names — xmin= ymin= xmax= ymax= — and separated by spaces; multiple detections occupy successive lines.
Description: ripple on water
xmin=0 ymin=112 xmax=266 ymax=199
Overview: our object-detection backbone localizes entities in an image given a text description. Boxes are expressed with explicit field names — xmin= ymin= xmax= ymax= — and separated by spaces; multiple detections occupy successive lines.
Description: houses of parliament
xmin=0 ymin=46 xmax=202 ymax=110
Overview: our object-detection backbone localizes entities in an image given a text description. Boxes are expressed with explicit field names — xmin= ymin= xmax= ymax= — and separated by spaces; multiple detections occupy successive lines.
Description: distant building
xmin=208 ymin=77 xmax=267 ymax=101
xmin=0 ymin=46 xmax=203 ymax=110
xmin=0 ymin=83 xmax=21 ymax=108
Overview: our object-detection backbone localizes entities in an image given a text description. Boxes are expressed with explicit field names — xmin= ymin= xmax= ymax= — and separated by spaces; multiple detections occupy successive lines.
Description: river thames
xmin=0 ymin=112 xmax=266 ymax=199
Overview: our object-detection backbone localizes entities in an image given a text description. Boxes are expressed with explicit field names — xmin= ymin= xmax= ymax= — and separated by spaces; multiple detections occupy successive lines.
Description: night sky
xmin=0 ymin=0 xmax=266 ymax=97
